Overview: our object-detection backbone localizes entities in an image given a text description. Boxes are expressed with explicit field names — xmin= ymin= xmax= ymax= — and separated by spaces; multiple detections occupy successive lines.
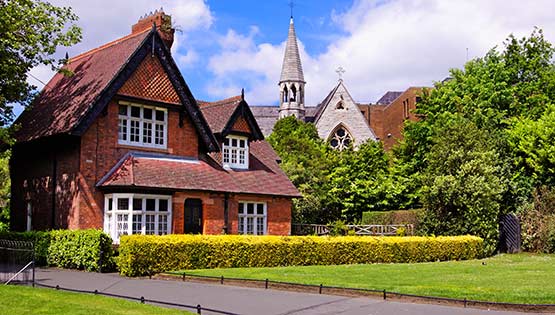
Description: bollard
xmin=196 ymin=304 xmax=202 ymax=314
xmin=182 ymin=273 xmax=186 ymax=281
xmin=140 ymin=296 xmax=145 ymax=304
xmin=220 ymin=275 xmax=224 ymax=285
xmin=319 ymin=284 xmax=323 ymax=294
xmin=265 ymin=278 xmax=269 ymax=289
xmin=94 ymin=289 xmax=98 ymax=295
xmin=383 ymin=289 xmax=386 ymax=300
xmin=464 ymin=298 xmax=467 ymax=308
xmin=56 ymin=285 xmax=59 ymax=290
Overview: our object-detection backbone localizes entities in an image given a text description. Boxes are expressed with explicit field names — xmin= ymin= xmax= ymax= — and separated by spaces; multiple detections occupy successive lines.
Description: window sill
xmin=117 ymin=143 xmax=170 ymax=154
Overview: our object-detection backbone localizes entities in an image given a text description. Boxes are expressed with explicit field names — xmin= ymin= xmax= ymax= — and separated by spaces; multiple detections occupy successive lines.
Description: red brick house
xmin=10 ymin=12 xmax=300 ymax=242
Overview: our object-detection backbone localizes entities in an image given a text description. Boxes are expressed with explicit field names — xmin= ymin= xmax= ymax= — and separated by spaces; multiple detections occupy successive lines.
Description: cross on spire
xmin=289 ymin=0 xmax=295 ymax=18
xmin=335 ymin=66 xmax=346 ymax=81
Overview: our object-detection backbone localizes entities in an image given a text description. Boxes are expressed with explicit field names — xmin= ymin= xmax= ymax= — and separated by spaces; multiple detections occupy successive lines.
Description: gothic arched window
xmin=329 ymin=126 xmax=353 ymax=150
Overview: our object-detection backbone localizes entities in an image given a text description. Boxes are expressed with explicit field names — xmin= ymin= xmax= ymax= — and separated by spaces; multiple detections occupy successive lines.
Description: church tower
xmin=279 ymin=17 xmax=305 ymax=119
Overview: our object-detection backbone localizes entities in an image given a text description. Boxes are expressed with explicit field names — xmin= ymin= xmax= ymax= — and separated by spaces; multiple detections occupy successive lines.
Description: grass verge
xmin=0 ymin=285 xmax=192 ymax=315
xmin=171 ymin=253 xmax=555 ymax=304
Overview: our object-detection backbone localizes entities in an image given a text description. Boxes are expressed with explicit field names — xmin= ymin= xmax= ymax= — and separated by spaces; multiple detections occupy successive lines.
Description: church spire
xmin=279 ymin=17 xmax=305 ymax=119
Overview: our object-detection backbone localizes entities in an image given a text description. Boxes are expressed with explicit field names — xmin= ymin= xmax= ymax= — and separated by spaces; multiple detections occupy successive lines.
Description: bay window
xmin=118 ymin=102 xmax=167 ymax=149
xmin=238 ymin=202 xmax=266 ymax=235
xmin=104 ymin=194 xmax=172 ymax=243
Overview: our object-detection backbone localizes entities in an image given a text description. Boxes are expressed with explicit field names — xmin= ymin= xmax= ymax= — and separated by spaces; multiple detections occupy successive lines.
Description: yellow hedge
xmin=117 ymin=235 xmax=483 ymax=277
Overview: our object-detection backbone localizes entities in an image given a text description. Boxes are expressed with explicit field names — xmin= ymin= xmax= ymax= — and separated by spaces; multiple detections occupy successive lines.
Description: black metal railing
xmin=0 ymin=239 xmax=35 ymax=286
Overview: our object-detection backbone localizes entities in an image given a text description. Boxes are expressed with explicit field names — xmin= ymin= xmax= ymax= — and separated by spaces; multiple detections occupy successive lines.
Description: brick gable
xmin=231 ymin=116 xmax=251 ymax=134
xmin=118 ymin=55 xmax=180 ymax=104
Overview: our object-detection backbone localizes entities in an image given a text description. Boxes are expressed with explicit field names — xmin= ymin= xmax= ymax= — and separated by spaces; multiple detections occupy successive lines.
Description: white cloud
xmin=206 ymin=0 xmax=555 ymax=105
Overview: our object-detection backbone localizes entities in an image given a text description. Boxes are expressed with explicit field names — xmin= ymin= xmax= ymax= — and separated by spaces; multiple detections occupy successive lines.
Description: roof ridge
xmin=70 ymin=28 xmax=151 ymax=63
xmin=198 ymin=95 xmax=242 ymax=108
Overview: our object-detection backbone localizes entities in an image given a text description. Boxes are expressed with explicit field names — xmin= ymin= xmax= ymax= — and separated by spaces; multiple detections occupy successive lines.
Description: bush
xmin=0 ymin=229 xmax=114 ymax=271
xmin=0 ymin=231 xmax=51 ymax=265
xmin=520 ymin=186 xmax=555 ymax=253
xmin=117 ymin=234 xmax=484 ymax=277
xmin=361 ymin=209 xmax=423 ymax=227
xmin=48 ymin=230 xmax=114 ymax=271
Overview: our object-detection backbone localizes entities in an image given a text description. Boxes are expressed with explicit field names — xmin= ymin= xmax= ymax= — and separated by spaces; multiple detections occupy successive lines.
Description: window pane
xmin=238 ymin=203 xmax=245 ymax=214
xmin=156 ymin=110 xmax=165 ymax=121
xmin=116 ymin=214 xmax=129 ymax=236
xmin=256 ymin=217 xmax=264 ymax=235
xmin=232 ymin=138 xmax=237 ymax=147
xmin=155 ymin=124 xmax=165 ymax=145
xmin=145 ymin=214 xmax=155 ymax=234
xmin=223 ymin=148 xmax=230 ymax=163
xmin=131 ymin=106 xmax=141 ymax=118
xmin=257 ymin=204 xmax=264 ymax=215
xmin=130 ymin=120 xmax=140 ymax=142
xmin=108 ymin=198 xmax=113 ymax=211
xmin=132 ymin=214 xmax=142 ymax=234
xmin=133 ymin=198 xmax=142 ymax=211
xmin=146 ymin=199 xmax=156 ymax=211
xmin=143 ymin=122 xmax=152 ymax=144
xmin=247 ymin=217 xmax=254 ymax=234
xmin=143 ymin=108 xmax=152 ymax=120
xmin=159 ymin=199 xmax=168 ymax=212
xmin=224 ymin=138 xmax=230 ymax=146
xmin=119 ymin=105 xmax=127 ymax=116
xmin=247 ymin=203 xmax=254 ymax=214
xmin=118 ymin=118 xmax=127 ymax=141
xmin=158 ymin=215 xmax=168 ymax=235
xmin=117 ymin=198 xmax=129 ymax=210
xmin=239 ymin=217 xmax=245 ymax=234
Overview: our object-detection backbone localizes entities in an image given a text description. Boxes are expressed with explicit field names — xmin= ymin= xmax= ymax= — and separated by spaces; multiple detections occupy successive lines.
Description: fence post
xmin=196 ymin=304 xmax=202 ymax=314
xmin=31 ymin=242 xmax=35 ymax=287
xmin=383 ymin=289 xmax=386 ymax=300
xmin=220 ymin=275 xmax=224 ymax=285
xmin=464 ymin=298 xmax=467 ymax=308
xmin=265 ymin=278 xmax=269 ymax=289
xmin=182 ymin=272 xmax=186 ymax=281
xmin=319 ymin=284 xmax=323 ymax=294
xmin=140 ymin=296 xmax=145 ymax=304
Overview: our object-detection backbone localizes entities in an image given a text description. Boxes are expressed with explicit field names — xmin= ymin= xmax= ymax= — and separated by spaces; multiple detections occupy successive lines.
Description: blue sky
xmin=26 ymin=0 xmax=555 ymax=117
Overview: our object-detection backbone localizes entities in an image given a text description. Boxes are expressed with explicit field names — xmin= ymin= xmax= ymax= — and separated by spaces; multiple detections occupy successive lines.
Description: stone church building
xmin=250 ymin=17 xmax=426 ymax=150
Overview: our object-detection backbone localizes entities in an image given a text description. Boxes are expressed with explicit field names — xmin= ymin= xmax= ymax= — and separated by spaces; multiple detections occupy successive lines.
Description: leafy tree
xmin=419 ymin=115 xmax=506 ymax=253
xmin=0 ymin=0 xmax=81 ymax=128
xmin=0 ymin=150 xmax=9 ymax=231
xmin=267 ymin=116 xmax=340 ymax=224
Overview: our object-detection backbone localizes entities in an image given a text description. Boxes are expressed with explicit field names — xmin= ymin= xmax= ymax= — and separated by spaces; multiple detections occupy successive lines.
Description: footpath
xmin=35 ymin=268 xmax=544 ymax=315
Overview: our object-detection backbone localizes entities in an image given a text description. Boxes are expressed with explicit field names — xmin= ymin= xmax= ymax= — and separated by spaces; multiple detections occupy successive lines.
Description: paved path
xmin=35 ymin=268 xmax=544 ymax=315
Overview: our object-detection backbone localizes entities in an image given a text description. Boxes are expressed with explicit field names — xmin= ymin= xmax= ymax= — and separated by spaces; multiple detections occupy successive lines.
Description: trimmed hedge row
xmin=118 ymin=235 xmax=484 ymax=277
xmin=0 ymin=229 xmax=114 ymax=271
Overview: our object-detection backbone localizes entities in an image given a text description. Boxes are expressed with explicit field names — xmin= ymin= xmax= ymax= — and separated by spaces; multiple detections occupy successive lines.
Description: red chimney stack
xmin=132 ymin=9 xmax=175 ymax=49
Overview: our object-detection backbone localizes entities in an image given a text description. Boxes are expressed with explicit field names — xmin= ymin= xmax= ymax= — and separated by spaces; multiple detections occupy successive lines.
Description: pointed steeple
xmin=279 ymin=18 xmax=304 ymax=84
xmin=279 ymin=17 xmax=305 ymax=120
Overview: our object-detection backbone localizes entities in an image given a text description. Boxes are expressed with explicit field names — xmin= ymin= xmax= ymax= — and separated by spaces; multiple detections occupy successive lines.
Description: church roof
xmin=376 ymin=91 xmax=403 ymax=105
xmin=279 ymin=18 xmax=304 ymax=83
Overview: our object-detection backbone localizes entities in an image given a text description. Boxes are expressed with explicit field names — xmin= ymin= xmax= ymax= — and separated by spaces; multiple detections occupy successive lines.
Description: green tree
xmin=267 ymin=116 xmax=340 ymax=224
xmin=0 ymin=0 xmax=81 ymax=128
xmin=0 ymin=150 xmax=9 ymax=231
xmin=419 ymin=115 xmax=506 ymax=253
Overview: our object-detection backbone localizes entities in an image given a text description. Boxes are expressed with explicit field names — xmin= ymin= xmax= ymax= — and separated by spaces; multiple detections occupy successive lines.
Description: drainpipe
xmin=223 ymin=193 xmax=229 ymax=234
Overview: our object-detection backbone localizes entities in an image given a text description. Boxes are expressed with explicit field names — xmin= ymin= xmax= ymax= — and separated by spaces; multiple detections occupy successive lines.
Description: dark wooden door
xmin=184 ymin=199 xmax=203 ymax=234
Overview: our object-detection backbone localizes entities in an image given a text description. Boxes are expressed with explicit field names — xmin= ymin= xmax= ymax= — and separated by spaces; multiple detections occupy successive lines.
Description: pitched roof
xmin=15 ymin=28 xmax=219 ymax=152
xmin=15 ymin=29 xmax=150 ymax=142
xmin=98 ymin=146 xmax=301 ymax=197
xmin=376 ymin=91 xmax=403 ymax=105
xmin=279 ymin=18 xmax=304 ymax=83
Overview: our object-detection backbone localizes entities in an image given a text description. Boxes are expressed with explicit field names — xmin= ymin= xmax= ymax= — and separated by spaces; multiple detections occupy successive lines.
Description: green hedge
xmin=118 ymin=235 xmax=484 ymax=277
xmin=361 ymin=209 xmax=423 ymax=226
xmin=0 ymin=229 xmax=114 ymax=271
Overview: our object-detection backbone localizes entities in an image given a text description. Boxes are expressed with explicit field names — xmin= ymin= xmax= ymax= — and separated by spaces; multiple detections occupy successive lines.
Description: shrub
xmin=48 ymin=229 xmax=114 ymax=272
xmin=0 ymin=231 xmax=51 ymax=265
xmin=117 ymin=234 xmax=484 ymax=277
xmin=0 ymin=229 xmax=114 ymax=271
xmin=361 ymin=209 xmax=423 ymax=227
xmin=520 ymin=186 xmax=555 ymax=253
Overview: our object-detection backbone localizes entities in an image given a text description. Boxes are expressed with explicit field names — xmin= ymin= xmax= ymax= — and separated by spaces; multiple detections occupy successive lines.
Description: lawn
xmin=0 ymin=285 xmax=192 ymax=315
xmin=172 ymin=253 xmax=555 ymax=304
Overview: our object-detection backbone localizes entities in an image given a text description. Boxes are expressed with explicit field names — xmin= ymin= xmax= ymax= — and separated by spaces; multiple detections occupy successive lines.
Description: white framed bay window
xmin=118 ymin=101 xmax=167 ymax=149
xmin=104 ymin=194 xmax=172 ymax=243
xmin=223 ymin=135 xmax=249 ymax=169
xmin=238 ymin=201 xmax=267 ymax=235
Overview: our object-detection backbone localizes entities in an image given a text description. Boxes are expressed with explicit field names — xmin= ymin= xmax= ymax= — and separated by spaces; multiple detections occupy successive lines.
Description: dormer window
xmin=223 ymin=135 xmax=249 ymax=169
xmin=118 ymin=102 xmax=167 ymax=149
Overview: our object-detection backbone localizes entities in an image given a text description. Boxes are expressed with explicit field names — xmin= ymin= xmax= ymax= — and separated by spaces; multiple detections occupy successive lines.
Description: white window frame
xmin=118 ymin=101 xmax=168 ymax=149
xmin=238 ymin=201 xmax=267 ymax=235
xmin=222 ymin=135 xmax=249 ymax=170
xmin=104 ymin=193 xmax=172 ymax=243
